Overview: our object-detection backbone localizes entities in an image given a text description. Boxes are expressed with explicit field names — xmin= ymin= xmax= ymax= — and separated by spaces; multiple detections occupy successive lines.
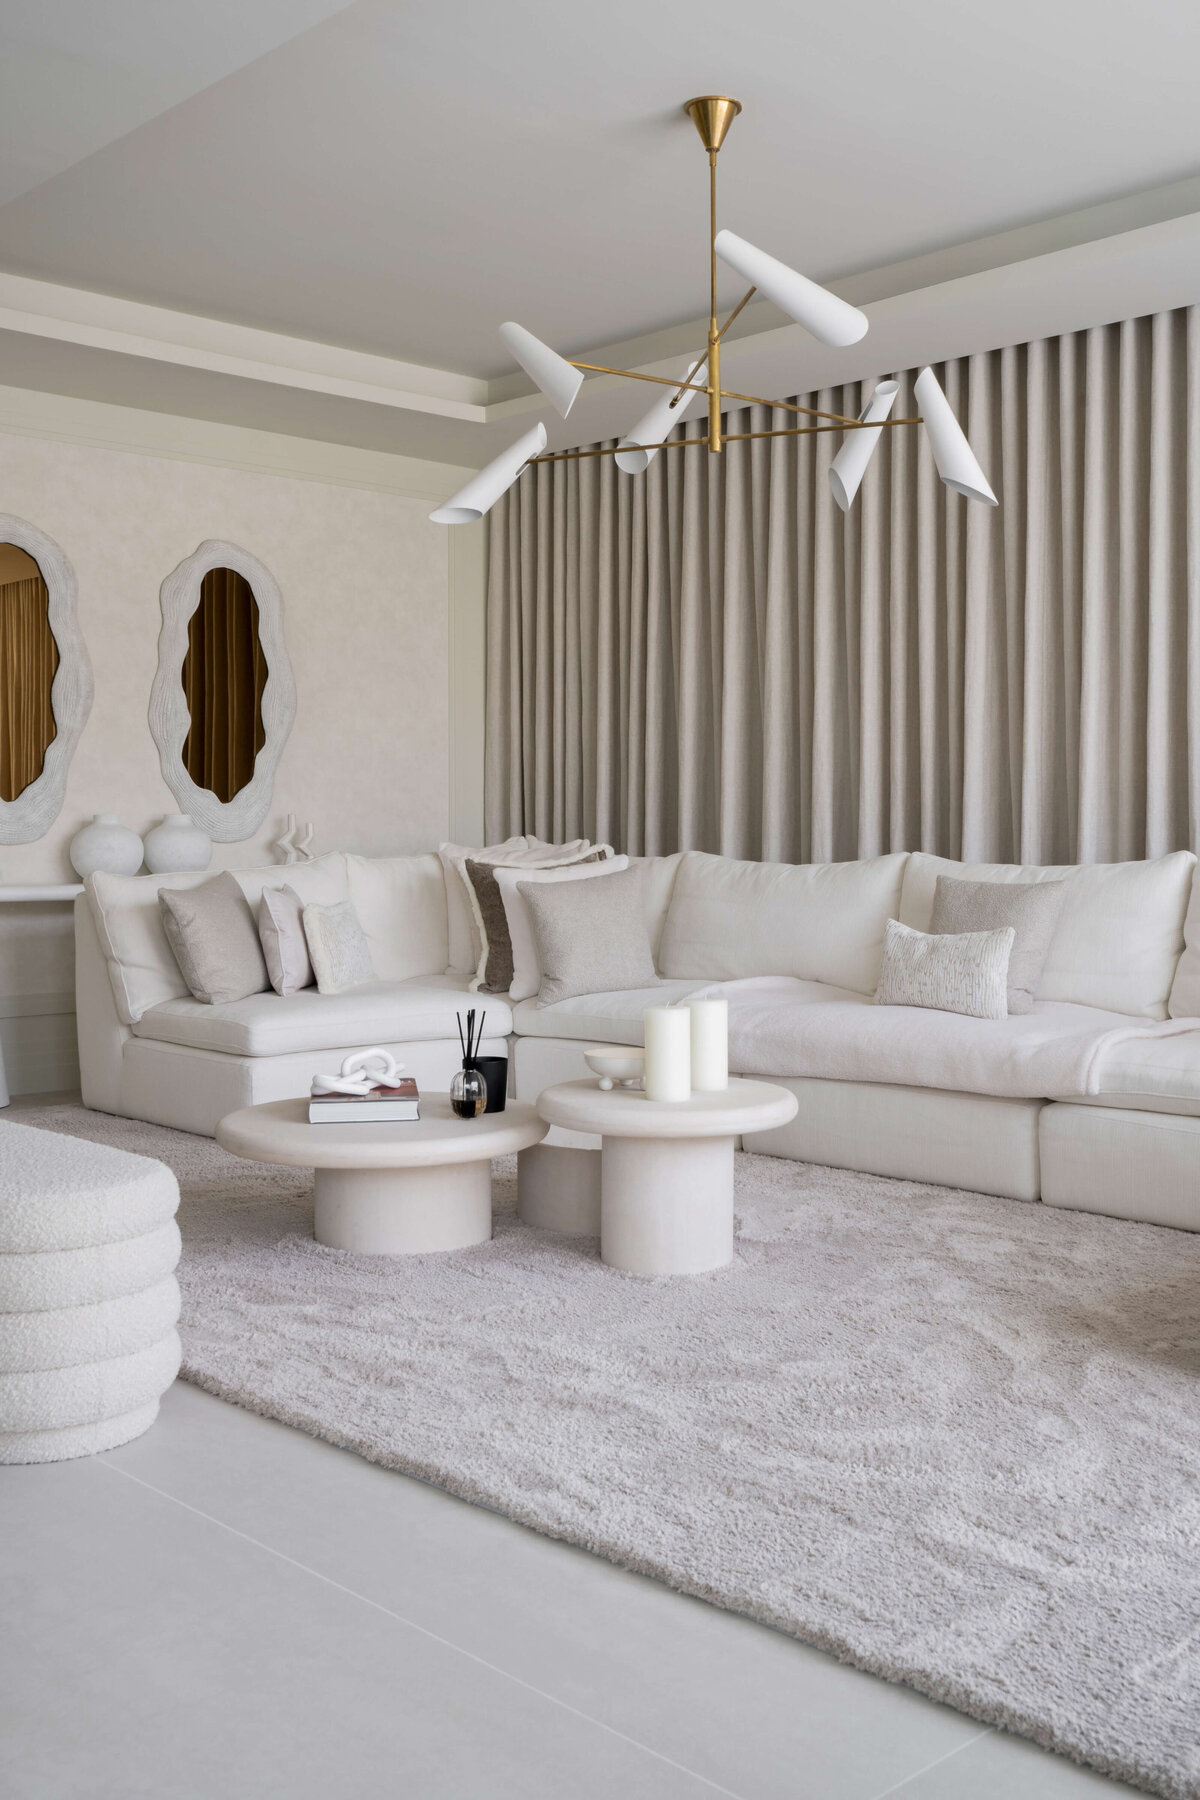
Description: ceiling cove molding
xmin=0 ymin=383 xmax=477 ymax=500
xmin=0 ymin=274 xmax=487 ymax=421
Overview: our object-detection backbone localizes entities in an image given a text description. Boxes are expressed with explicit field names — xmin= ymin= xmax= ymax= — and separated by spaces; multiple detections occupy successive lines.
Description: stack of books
xmin=308 ymin=1078 xmax=420 ymax=1124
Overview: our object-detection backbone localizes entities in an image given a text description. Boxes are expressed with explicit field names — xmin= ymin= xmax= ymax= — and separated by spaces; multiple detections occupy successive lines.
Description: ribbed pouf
xmin=0 ymin=1120 xmax=181 ymax=1463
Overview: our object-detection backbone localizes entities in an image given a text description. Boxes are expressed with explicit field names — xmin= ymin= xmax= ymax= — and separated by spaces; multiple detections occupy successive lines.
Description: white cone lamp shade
xmin=499 ymin=321 xmax=584 ymax=419
xmin=615 ymin=357 xmax=708 ymax=474
xmin=828 ymin=379 xmax=900 ymax=511
xmin=715 ymin=230 xmax=868 ymax=348
xmin=429 ymin=421 xmax=548 ymax=524
xmin=913 ymin=368 xmax=997 ymax=505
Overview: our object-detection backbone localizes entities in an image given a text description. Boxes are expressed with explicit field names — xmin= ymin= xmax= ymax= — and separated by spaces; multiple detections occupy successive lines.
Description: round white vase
xmin=142 ymin=813 xmax=212 ymax=875
xmin=69 ymin=815 xmax=144 ymax=879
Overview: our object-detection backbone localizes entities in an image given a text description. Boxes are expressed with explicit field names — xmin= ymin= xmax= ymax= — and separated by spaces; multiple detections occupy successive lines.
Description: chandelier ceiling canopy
xmin=431 ymin=98 xmax=998 ymax=524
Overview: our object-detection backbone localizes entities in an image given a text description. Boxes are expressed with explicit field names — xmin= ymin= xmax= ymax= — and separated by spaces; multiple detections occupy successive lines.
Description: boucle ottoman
xmin=0 ymin=1120 xmax=181 ymax=1464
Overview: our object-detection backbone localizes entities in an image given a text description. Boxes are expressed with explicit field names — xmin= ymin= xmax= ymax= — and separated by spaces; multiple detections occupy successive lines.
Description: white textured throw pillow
xmin=494 ymin=856 xmax=630 ymax=1000
xmin=875 ymin=918 xmax=1015 ymax=1020
xmin=258 ymin=884 xmax=313 ymax=996
xmin=302 ymin=900 xmax=375 ymax=994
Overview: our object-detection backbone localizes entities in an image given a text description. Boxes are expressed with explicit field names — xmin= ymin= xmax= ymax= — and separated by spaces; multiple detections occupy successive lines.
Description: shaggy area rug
xmin=14 ymin=1104 xmax=1200 ymax=1799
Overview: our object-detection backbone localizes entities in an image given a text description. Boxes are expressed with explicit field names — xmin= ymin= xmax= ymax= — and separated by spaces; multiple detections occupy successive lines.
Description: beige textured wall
xmin=0 ymin=401 xmax=480 ymax=1090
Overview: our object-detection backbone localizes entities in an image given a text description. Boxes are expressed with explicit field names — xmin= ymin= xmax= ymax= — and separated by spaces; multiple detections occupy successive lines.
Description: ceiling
xmin=1 ymin=0 xmax=1198 ymax=470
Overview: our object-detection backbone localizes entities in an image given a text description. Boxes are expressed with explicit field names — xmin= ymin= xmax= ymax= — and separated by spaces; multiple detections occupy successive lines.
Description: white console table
xmin=0 ymin=885 xmax=84 ymax=1106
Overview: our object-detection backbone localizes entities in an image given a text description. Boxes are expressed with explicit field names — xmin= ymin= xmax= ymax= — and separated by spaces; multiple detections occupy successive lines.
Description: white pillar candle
xmin=643 ymin=1005 xmax=691 ymax=1102
xmin=687 ymin=998 xmax=728 ymax=1091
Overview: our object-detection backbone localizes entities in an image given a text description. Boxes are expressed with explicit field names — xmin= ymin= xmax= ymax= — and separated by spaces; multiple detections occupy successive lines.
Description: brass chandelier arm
xmin=529 ymin=416 xmax=922 ymax=466
xmin=568 ymin=360 xmax=712 ymax=395
xmin=529 ymin=437 xmax=709 ymax=465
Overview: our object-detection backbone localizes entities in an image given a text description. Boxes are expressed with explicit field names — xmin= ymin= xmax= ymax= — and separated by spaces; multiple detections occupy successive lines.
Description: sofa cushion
xmin=658 ymin=851 xmax=908 ymax=995
xmin=132 ymin=976 xmax=512 ymax=1059
xmin=1168 ymin=873 xmax=1200 ymax=1019
xmin=900 ymin=851 xmax=1195 ymax=1020
xmin=711 ymin=977 xmax=1152 ymax=1099
xmin=159 ymin=872 xmax=269 ymax=1006
xmin=930 ymin=875 xmax=1065 ymax=1014
xmin=875 ymin=918 xmax=1014 ymax=1020
xmin=88 ymin=855 xmax=348 ymax=1025
xmin=496 ymin=855 xmax=630 ymax=1000
xmin=345 ymin=854 xmax=449 ymax=981
xmin=1078 ymin=1028 xmax=1200 ymax=1118
xmin=511 ymin=979 xmax=715 ymax=1045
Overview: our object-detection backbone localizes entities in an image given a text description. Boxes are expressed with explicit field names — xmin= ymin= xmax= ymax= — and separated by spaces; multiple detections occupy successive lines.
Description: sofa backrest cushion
xmin=1169 ymin=876 xmax=1200 ymax=1019
xmin=632 ymin=853 xmax=686 ymax=965
xmin=658 ymin=851 xmax=908 ymax=994
xmin=344 ymin=854 xmax=449 ymax=981
xmin=900 ymin=851 xmax=1195 ymax=1020
xmin=89 ymin=853 xmax=348 ymax=1024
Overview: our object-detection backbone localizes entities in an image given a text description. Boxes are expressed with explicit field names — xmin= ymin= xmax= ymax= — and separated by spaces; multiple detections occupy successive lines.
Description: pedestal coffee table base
xmin=601 ymin=1135 xmax=734 ymax=1274
xmin=314 ymin=1161 xmax=493 ymax=1254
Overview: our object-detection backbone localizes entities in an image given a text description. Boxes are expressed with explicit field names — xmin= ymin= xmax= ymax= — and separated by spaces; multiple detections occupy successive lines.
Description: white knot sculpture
xmin=311 ymin=1047 xmax=406 ymax=1097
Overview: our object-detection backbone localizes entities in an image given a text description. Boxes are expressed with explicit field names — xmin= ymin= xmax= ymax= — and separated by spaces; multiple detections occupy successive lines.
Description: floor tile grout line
xmin=96 ymin=1457 xmax=746 ymax=1800
xmin=866 ymin=1726 xmax=995 ymax=1800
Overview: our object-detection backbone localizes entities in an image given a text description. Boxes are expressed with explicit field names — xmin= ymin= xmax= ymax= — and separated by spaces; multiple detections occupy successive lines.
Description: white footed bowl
xmin=584 ymin=1046 xmax=646 ymax=1091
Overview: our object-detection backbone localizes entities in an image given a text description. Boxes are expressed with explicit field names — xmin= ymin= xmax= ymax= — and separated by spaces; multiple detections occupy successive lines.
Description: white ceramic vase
xmin=142 ymin=813 xmax=212 ymax=875
xmin=69 ymin=815 xmax=144 ymax=878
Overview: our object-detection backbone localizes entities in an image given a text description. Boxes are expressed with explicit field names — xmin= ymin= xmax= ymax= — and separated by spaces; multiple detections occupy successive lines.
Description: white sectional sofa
xmin=74 ymin=845 xmax=1200 ymax=1231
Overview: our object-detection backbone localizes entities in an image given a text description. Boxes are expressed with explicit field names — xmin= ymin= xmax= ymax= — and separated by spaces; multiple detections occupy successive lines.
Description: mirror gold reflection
xmin=0 ymin=542 xmax=59 ymax=803
xmin=181 ymin=567 xmax=268 ymax=805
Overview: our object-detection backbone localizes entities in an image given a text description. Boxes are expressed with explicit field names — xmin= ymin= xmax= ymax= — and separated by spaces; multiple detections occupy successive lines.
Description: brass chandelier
xmin=431 ymin=97 xmax=997 ymax=524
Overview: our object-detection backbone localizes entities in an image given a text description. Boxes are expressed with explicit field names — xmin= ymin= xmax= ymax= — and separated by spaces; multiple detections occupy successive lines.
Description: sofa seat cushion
xmin=698 ymin=975 xmax=1166 ymax=1100
xmin=511 ymin=979 xmax=715 ymax=1044
xmin=1079 ymin=1029 xmax=1200 ymax=1117
xmin=133 ymin=976 xmax=510 ymax=1059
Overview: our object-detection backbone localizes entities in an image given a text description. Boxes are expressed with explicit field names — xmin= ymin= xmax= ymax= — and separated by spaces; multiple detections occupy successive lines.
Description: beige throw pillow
xmin=495 ymin=856 xmax=630 ymax=1001
xmin=158 ymin=871 xmax=269 ymax=1006
xmin=875 ymin=918 xmax=1014 ymax=1020
xmin=303 ymin=900 xmax=375 ymax=994
xmin=518 ymin=865 xmax=659 ymax=1006
xmin=465 ymin=846 xmax=612 ymax=994
xmin=258 ymin=884 xmax=313 ymax=996
xmin=930 ymin=875 xmax=1065 ymax=1015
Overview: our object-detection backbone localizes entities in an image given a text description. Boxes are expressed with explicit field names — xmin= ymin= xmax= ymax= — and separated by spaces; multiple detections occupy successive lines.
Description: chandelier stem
xmin=708 ymin=148 xmax=722 ymax=454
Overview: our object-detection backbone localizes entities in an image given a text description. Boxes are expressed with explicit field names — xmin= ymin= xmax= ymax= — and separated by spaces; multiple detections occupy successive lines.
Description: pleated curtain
xmin=485 ymin=307 xmax=1200 ymax=865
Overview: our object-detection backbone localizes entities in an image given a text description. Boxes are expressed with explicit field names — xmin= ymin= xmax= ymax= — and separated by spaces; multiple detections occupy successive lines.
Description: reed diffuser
xmin=451 ymin=1008 xmax=488 ymax=1118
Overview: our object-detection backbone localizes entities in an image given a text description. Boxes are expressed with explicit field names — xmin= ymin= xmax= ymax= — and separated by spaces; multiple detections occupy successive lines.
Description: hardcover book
xmin=308 ymin=1079 xmax=420 ymax=1124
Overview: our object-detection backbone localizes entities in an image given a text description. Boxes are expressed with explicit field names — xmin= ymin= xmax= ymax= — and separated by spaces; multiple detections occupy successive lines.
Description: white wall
xmin=0 ymin=384 xmax=486 ymax=1093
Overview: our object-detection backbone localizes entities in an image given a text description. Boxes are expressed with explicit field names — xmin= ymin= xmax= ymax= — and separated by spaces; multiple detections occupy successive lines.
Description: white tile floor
xmin=1 ymin=1378 xmax=1145 ymax=1800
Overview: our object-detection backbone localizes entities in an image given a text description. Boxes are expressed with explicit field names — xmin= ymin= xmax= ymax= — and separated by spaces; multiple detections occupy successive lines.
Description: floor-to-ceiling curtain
xmin=486 ymin=307 xmax=1200 ymax=864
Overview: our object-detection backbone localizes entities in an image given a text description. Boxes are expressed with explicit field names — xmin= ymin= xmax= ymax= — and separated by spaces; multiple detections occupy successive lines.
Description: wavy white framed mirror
xmin=150 ymin=540 xmax=295 ymax=841
xmin=0 ymin=513 xmax=93 ymax=844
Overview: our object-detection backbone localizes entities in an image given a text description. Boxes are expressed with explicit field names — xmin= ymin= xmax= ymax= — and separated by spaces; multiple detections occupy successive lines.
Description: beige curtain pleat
xmin=486 ymin=307 xmax=1200 ymax=864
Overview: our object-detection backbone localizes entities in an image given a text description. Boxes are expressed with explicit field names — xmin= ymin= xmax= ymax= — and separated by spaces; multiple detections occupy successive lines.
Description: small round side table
xmin=534 ymin=1078 xmax=798 ymax=1275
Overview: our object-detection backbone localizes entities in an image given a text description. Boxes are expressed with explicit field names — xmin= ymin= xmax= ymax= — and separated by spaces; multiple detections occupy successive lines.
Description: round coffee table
xmin=534 ymin=1078 xmax=798 ymax=1274
xmin=216 ymin=1097 xmax=547 ymax=1254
